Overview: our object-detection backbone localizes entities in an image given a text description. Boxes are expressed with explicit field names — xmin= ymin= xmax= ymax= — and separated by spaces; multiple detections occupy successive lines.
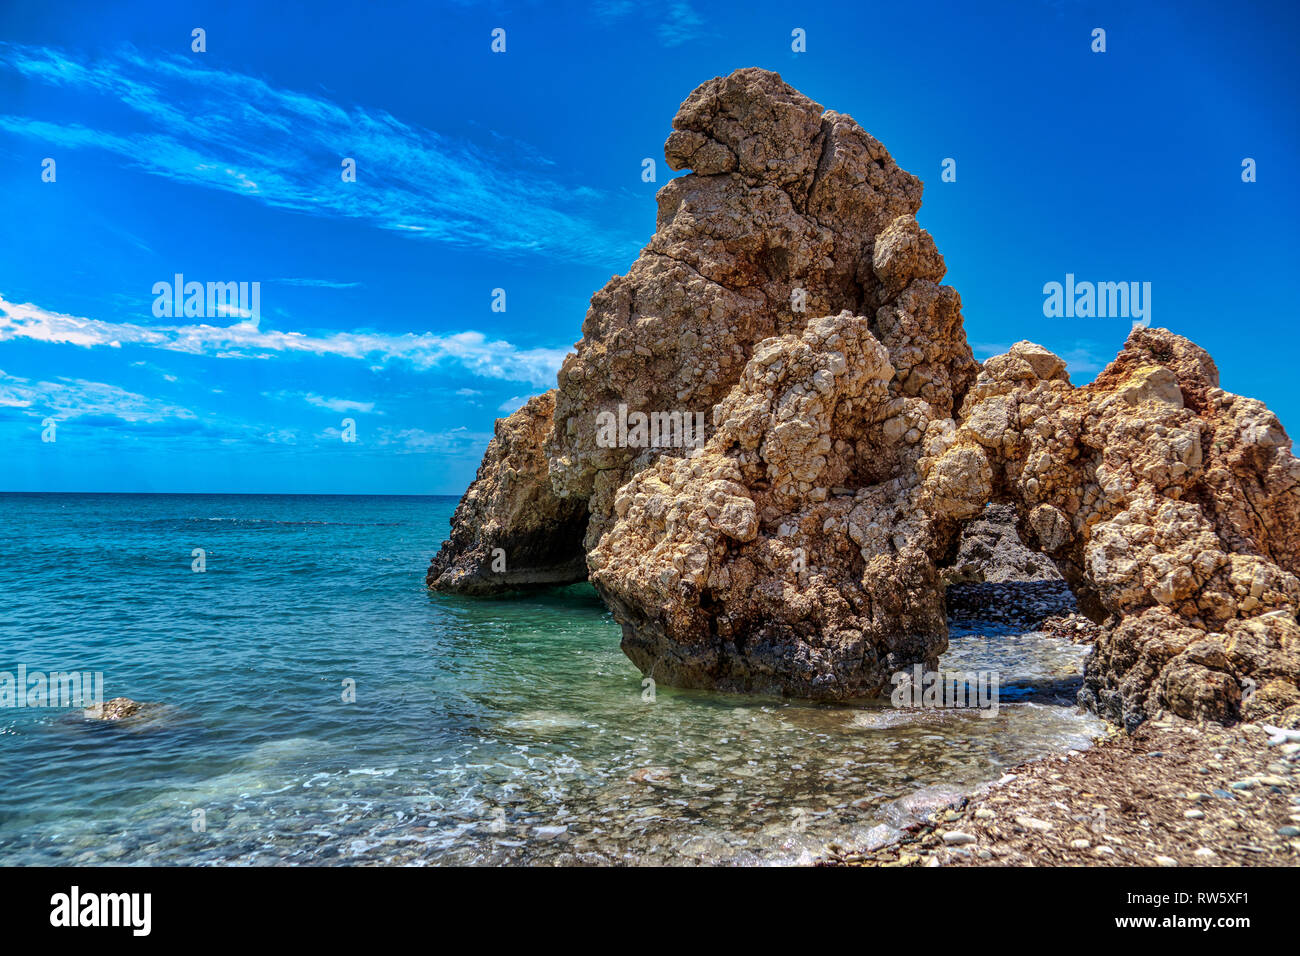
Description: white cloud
xmin=0 ymin=369 xmax=195 ymax=423
xmin=376 ymin=426 xmax=493 ymax=454
xmin=265 ymin=390 xmax=377 ymax=414
xmin=0 ymin=43 xmax=640 ymax=266
xmin=0 ymin=294 xmax=566 ymax=387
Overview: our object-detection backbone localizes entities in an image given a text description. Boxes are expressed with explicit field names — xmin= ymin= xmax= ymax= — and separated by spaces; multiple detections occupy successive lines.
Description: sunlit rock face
xmin=543 ymin=68 xmax=973 ymax=552
xmin=944 ymin=330 xmax=1300 ymax=728
xmin=427 ymin=391 xmax=588 ymax=595
xmin=430 ymin=69 xmax=1300 ymax=726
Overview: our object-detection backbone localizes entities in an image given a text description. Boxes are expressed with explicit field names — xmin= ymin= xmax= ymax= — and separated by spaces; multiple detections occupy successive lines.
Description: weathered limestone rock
xmin=428 ymin=67 xmax=1300 ymax=726
xmin=543 ymin=67 xmax=973 ymax=549
xmin=427 ymin=391 xmax=588 ymax=594
xmin=942 ymin=330 xmax=1300 ymax=727
xmin=589 ymin=311 xmax=969 ymax=697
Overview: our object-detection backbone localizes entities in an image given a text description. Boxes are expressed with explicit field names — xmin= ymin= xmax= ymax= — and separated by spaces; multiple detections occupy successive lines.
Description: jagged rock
xmin=427 ymin=391 xmax=588 ymax=594
xmin=428 ymin=68 xmax=1300 ymax=725
xmin=589 ymin=311 xmax=966 ymax=696
xmin=543 ymin=67 xmax=973 ymax=550
xmin=941 ymin=330 xmax=1300 ymax=727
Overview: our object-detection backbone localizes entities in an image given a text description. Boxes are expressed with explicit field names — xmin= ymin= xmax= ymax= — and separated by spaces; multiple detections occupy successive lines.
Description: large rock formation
xmin=429 ymin=68 xmax=1300 ymax=727
xmin=543 ymin=68 xmax=974 ymax=550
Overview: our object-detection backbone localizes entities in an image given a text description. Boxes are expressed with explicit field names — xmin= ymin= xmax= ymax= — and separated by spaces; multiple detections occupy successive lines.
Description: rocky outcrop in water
xmin=941 ymin=332 xmax=1300 ymax=727
xmin=429 ymin=68 xmax=1300 ymax=726
xmin=589 ymin=310 xmax=968 ymax=696
xmin=427 ymin=391 xmax=588 ymax=594
xmin=84 ymin=697 xmax=141 ymax=720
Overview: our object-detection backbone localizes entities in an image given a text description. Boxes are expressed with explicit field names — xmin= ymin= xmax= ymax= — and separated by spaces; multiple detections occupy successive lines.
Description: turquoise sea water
xmin=0 ymin=493 xmax=1103 ymax=865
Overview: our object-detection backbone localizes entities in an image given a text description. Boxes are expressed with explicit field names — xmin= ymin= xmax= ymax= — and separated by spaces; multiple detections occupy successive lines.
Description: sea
xmin=0 ymin=492 xmax=1103 ymax=865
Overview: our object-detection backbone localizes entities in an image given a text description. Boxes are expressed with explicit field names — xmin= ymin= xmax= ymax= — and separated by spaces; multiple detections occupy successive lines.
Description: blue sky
xmin=1 ymin=0 xmax=1297 ymax=494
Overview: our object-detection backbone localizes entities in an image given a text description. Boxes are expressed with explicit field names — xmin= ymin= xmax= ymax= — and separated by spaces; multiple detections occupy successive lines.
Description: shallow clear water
xmin=0 ymin=493 xmax=1103 ymax=865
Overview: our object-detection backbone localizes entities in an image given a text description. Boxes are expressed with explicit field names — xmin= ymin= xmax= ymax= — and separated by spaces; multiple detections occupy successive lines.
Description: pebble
xmin=1193 ymin=847 xmax=1217 ymax=859
xmin=1229 ymin=780 xmax=1256 ymax=791
xmin=1264 ymin=725 xmax=1300 ymax=746
xmin=1070 ymin=839 xmax=1090 ymax=849
xmin=1257 ymin=775 xmax=1289 ymax=787
xmin=942 ymin=831 xmax=976 ymax=845
xmin=977 ymin=849 xmax=992 ymax=860
xmin=1184 ymin=809 xmax=1205 ymax=820
xmin=1015 ymin=815 xmax=1053 ymax=831
xmin=1281 ymin=743 xmax=1300 ymax=757
xmin=1094 ymin=845 xmax=1115 ymax=856
xmin=533 ymin=825 xmax=568 ymax=840
xmin=974 ymin=808 xmax=996 ymax=820
xmin=1279 ymin=826 xmax=1300 ymax=838
xmin=1155 ymin=855 xmax=1178 ymax=867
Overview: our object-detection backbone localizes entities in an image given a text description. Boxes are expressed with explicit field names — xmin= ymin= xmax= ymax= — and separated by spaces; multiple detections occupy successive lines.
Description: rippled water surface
xmin=0 ymin=493 xmax=1103 ymax=865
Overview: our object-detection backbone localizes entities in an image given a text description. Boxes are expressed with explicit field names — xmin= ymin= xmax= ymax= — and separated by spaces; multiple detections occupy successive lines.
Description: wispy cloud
xmin=0 ymin=42 xmax=640 ymax=265
xmin=375 ymin=425 xmax=493 ymax=453
xmin=266 ymin=390 xmax=377 ymax=414
xmin=0 ymin=294 xmax=567 ymax=387
xmin=0 ymin=369 xmax=195 ymax=424
xmin=658 ymin=2 xmax=706 ymax=46
xmin=271 ymin=278 xmax=362 ymax=289
xmin=593 ymin=0 xmax=706 ymax=45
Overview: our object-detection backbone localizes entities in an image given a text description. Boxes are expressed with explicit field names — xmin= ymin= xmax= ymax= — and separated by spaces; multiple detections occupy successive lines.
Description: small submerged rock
xmin=84 ymin=697 xmax=143 ymax=721
xmin=74 ymin=698 xmax=185 ymax=735
xmin=628 ymin=767 xmax=676 ymax=789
